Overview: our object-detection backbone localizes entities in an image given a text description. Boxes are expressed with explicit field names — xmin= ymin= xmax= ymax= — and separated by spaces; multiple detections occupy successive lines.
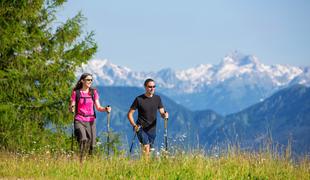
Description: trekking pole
xmin=71 ymin=123 xmax=74 ymax=151
xmin=164 ymin=111 xmax=168 ymax=151
xmin=129 ymin=125 xmax=140 ymax=154
xmin=71 ymin=122 xmax=74 ymax=152
xmin=71 ymin=108 xmax=75 ymax=152
xmin=106 ymin=105 xmax=111 ymax=156
xmin=129 ymin=131 xmax=137 ymax=154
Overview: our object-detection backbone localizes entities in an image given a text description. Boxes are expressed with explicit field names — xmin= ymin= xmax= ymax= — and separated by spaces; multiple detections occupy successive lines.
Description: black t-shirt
xmin=130 ymin=94 xmax=164 ymax=132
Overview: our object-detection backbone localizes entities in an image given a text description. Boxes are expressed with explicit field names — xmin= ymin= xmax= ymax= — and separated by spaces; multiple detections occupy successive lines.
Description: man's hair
xmin=144 ymin=78 xmax=155 ymax=87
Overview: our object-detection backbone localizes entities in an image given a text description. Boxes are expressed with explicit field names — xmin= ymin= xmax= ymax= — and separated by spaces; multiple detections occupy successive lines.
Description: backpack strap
xmin=75 ymin=89 xmax=80 ymax=116
xmin=90 ymin=89 xmax=96 ymax=118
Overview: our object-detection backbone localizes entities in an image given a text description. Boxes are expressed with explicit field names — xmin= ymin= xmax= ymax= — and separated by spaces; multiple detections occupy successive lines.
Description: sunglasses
xmin=147 ymin=85 xmax=156 ymax=88
xmin=85 ymin=79 xmax=93 ymax=82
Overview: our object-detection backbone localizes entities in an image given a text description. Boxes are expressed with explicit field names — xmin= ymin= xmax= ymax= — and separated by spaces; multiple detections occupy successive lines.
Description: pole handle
xmin=106 ymin=105 xmax=111 ymax=113
xmin=164 ymin=110 xmax=168 ymax=128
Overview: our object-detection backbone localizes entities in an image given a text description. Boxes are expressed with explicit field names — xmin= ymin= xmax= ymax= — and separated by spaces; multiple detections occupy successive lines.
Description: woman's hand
xmin=105 ymin=106 xmax=111 ymax=113
xmin=69 ymin=105 xmax=75 ymax=113
xmin=99 ymin=105 xmax=111 ymax=112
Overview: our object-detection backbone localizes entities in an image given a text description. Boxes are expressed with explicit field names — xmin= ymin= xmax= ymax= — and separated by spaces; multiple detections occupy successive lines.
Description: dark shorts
xmin=137 ymin=128 xmax=156 ymax=148
xmin=74 ymin=120 xmax=96 ymax=147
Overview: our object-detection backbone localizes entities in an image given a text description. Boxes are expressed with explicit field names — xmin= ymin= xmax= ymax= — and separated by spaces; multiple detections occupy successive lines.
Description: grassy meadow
xmin=1 ymin=149 xmax=309 ymax=179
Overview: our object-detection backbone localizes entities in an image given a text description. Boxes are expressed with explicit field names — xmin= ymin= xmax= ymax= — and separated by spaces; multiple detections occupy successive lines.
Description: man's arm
xmin=127 ymin=108 xmax=137 ymax=127
xmin=159 ymin=107 xmax=169 ymax=119
xmin=128 ymin=108 xmax=140 ymax=132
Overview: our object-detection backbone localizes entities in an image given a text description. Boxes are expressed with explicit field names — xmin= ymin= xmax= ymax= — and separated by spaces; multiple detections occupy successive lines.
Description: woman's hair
xmin=73 ymin=73 xmax=93 ymax=91
xmin=144 ymin=78 xmax=155 ymax=87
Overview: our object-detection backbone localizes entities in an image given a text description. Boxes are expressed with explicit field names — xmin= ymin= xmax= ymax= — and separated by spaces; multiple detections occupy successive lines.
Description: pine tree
xmin=0 ymin=0 xmax=97 ymax=151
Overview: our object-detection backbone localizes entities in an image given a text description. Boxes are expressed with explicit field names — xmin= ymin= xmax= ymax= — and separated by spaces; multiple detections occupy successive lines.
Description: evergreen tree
xmin=0 ymin=0 xmax=97 ymax=151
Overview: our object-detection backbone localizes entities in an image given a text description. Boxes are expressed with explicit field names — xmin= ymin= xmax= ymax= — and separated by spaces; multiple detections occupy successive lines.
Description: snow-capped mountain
xmin=77 ymin=51 xmax=310 ymax=114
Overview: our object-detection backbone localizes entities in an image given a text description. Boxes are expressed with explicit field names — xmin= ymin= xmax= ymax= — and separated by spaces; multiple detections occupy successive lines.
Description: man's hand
xmin=133 ymin=124 xmax=140 ymax=132
xmin=163 ymin=111 xmax=169 ymax=119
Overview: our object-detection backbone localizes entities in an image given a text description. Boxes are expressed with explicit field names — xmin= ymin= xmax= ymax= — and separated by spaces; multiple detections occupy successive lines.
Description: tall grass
xmin=1 ymin=149 xmax=309 ymax=179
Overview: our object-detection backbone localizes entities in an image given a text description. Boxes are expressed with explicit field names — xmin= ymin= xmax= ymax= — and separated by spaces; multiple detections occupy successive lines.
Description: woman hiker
xmin=69 ymin=73 xmax=111 ymax=162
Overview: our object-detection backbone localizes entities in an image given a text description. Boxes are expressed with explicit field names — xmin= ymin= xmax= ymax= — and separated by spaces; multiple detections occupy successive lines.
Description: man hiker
xmin=127 ymin=78 xmax=169 ymax=158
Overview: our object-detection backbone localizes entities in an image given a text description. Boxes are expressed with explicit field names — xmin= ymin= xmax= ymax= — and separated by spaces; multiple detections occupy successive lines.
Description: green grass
xmin=1 ymin=151 xmax=309 ymax=179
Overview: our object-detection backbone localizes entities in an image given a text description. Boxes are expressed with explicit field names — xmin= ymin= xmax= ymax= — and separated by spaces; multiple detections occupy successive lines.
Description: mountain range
xmin=77 ymin=51 xmax=310 ymax=114
xmin=76 ymin=51 xmax=309 ymax=155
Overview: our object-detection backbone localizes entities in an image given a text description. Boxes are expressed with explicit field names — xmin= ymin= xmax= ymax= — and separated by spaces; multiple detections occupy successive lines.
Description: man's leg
xmin=142 ymin=144 xmax=150 ymax=158
xmin=137 ymin=129 xmax=151 ymax=159
xmin=147 ymin=130 xmax=156 ymax=158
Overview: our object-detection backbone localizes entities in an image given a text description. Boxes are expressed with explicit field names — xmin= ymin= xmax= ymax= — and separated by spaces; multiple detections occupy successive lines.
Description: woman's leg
xmin=89 ymin=121 xmax=96 ymax=155
xmin=74 ymin=120 xmax=88 ymax=162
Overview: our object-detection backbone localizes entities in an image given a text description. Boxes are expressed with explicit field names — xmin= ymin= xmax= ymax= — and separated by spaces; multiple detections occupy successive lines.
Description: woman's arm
xmin=94 ymin=99 xmax=111 ymax=112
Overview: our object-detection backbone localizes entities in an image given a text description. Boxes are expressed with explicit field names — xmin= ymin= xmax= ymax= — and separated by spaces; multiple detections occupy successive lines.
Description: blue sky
xmin=58 ymin=0 xmax=310 ymax=71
